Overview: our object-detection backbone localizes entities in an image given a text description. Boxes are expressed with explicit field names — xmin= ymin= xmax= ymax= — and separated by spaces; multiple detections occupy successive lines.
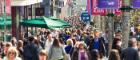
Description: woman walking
xmin=72 ymin=42 xmax=90 ymax=60
xmin=48 ymin=38 xmax=66 ymax=60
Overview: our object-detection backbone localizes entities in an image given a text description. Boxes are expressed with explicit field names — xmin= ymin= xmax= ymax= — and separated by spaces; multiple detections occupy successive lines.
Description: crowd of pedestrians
xmin=1 ymin=27 xmax=140 ymax=60
xmin=1 ymin=17 xmax=140 ymax=60
xmin=64 ymin=16 xmax=83 ymax=28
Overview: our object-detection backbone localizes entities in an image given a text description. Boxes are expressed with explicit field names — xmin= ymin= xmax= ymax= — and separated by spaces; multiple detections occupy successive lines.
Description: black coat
xmin=23 ymin=42 xmax=39 ymax=60
xmin=121 ymin=47 xmax=139 ymax=60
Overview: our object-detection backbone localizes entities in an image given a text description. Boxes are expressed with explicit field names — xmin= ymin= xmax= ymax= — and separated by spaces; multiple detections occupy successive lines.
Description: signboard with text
xmin=132 ymin=0 xmax=140 ymax=8
xmin=0 ymin=0 xmax=11 ymax=15
xmin=97 ymin=0 xmax=119 ymax=9
xmin=6 ymin=0 xmax=11 ymax=15
xmin=81 ymin=12 xmax=90 ymax=22
xmin=87 ymin=0 xmax=121 ymax=16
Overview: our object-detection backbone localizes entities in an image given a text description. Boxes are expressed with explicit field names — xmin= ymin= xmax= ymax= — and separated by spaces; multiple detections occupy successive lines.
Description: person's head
xmin=39 ymin=50 xmax=47 ymax=60
xmin=94 ymin=31 xmax=100 ymax=38
xmin=37 ymin=35 xmax=41 ymax=41
xmin=129 ymin=38 xmax=137 ymax=47
xmin=17 ymin=40 xmax=23 ymax=48
xmin=4 ymin=42 xmax=12 ymax=54
xmin=34 ymin=36 xmax=40 ymax=44
xmin=109 ymin=49 xmax=120 ymax=60
xmin=7 ymin=47 xmax=18 ymax=59
xmin=28 ymin=36 xmax=34 ymax=42
xmin=47 ymin=33 xmax=52 ymax=40
xmin=66 ymin=39 xmax=73 ymax=46
xmin=11 ymin=37 xmax=17 ymax=46
xmin=78 ymin=42 xmax=86 ymax=50
xmin=52 ymin=38 xmax=60 ymax=47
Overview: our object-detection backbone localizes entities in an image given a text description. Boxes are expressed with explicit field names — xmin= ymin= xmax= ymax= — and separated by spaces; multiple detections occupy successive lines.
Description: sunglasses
xmin=8 ymin=52 xmax=15 ymax=55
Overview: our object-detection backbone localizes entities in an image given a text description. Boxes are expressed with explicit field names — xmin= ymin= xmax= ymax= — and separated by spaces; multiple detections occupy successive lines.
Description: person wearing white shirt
xmin=45 ymin=33 xmax=54 ymax=53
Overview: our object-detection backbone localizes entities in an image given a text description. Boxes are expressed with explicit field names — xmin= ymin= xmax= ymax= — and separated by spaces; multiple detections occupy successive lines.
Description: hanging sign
xmin=97 ymin=0 xmax=120 ymax=9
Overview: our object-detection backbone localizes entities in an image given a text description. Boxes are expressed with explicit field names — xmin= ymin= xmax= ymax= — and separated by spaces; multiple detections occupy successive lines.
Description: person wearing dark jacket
xmin=23 ymin=36 xmax=39 ymax=60
xmin=88 ymin=31 xmax=106 ymax=59
xmin=65 ymin=39 xmax=74 ymax=56
xmin=121 ymin=38 xmax=139 ymax=60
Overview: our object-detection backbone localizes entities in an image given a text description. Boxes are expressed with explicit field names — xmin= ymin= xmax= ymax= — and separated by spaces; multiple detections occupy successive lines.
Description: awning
xmin=0 ymin=16 xmax=11 ymax=29
xmin=21 ymin=16 xmax=71 ymax=29
xmin=12 ymin=0 xmax=43 ymax=6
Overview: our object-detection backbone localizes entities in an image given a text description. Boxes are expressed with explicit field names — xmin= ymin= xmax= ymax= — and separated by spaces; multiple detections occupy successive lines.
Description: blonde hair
xmin=7 ymin=47 xmax=19 ymax=58
xmin=66 ymin=39 xmax=73 ymax=46
xmin=39 ymin=50 xmax=47 ymax=56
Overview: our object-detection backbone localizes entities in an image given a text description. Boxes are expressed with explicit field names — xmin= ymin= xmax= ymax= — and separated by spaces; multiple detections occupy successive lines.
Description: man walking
xmin=121 ymin=38 xmax=139 ymax=60
xmin=88 ymin=31 xmax=106 ymax=59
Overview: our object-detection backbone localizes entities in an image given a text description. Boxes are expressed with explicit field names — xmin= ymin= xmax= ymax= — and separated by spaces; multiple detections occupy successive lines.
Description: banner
xmin=87 ymin=0 xmax=121 ymax=16
xmin=6 ymin=0 xmax=11 ymax=15
xmin=87 ymin=0 xmax=100 ymax=15
xmin=132 ymin=0 xmax=140 ymax=8
xmin=0 ymin=0 xmax=11 ymax=15
xmin=97 ymin=0 xmax=119 ymax=9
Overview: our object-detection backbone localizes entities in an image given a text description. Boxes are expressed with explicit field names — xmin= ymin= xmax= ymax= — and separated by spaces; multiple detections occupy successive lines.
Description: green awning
xmin=21 ymin=16 xmax=71 ymax=29
xmin=21 ymin=17 xmax=50 ymax=28
xmin=0 ymin=16 xmax=11 ymax=29
xmin=47 ymin=17 xmax=71 ymax=28
xmin=0 ymin=20 xmax=11 ymax=26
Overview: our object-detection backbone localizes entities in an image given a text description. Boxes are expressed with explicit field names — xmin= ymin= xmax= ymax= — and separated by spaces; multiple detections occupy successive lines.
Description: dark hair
xmin=52 ymin=38 xmax=60 ymax=47
xmin=109 ymin=49 xmax=120 ymax=60
xmin=92 ymin=50 xmax=100 ymax=60
xmin=72 ymin=39 xmax=76 ymax=45
xmin=28 ymin=36 xmax=34 ymax=42
xmin=47 ymin=31 xmax=51 ymax=36
xmin=112 ymin=38 xmax=121 ymax=49
xmin=5 ymin=42 xmax=12 ymax=47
